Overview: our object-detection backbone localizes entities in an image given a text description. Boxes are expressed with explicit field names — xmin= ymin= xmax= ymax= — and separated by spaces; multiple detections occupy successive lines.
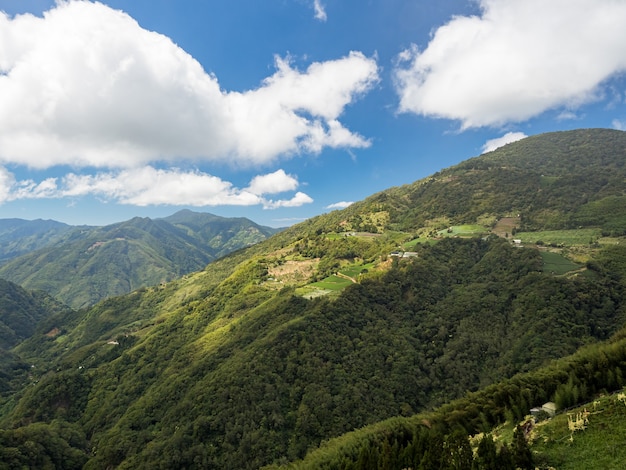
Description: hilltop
xmin=1 ymin=129 xmax=625 ymax=469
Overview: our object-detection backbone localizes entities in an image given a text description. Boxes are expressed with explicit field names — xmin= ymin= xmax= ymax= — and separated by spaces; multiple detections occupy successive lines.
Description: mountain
xmin=0 ymin=218 xmax=73 ymax=264
xmin=0 ymin=210 xmax=280 ymax=309
xmin=306 ymin=128 xmax=626 ymax=236
xmin=0 ymin=279 xmax=70 ymax=350
xmin=1 ymin=129 xmax=626 ymax=469
xmin=0 ymin=279 xmax=72 ymax=399
xmin=161 ymin=209 xmax=281 ymax=258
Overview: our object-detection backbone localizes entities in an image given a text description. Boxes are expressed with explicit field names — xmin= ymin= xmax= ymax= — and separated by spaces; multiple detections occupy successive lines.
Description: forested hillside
xmin=1 ymin=129 xmax=626 ymax=469
xmin=0 ymin=279 xmax=71 ymax=402
xmin=304 ymin=128 xmax=626 ymax=235
xmin=0 ymin=218 xmax=73 ymax=263
xmin=274 ymin=326 xmax=626 ymax=469
xmin=0 ymin=210 xmax=279 ymax=308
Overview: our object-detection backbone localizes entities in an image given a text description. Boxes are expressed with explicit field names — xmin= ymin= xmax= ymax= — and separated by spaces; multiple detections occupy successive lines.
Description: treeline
xmin=284 ymin=426 xmax=531 ymax=470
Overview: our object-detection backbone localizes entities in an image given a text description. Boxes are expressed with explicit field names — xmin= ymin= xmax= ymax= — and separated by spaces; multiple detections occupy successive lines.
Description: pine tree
xmin=473 ymin=434 xmax=497 ymax=469
xmin=512 ymin=425 xmax=533 ymax=470
xmin=495 ymin=443 xmax=515 ymax=470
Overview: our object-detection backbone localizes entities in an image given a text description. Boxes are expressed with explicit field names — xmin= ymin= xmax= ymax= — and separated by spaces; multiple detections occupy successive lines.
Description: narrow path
xmin=335 ymin=272 xmax=357 ymax=283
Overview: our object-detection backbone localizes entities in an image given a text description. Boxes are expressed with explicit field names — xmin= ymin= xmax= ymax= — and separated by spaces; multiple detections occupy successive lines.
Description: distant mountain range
xmin=1 ymin=129 xmax=626 ymax=469
xmin=0 ymin=210 xmax=281 ymax=308
xmin=0 ymin=218 xmax=74 ymax=263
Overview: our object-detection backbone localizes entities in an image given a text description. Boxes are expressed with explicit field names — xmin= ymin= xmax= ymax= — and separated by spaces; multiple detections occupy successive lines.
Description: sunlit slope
xmin=312 ymin=128 xmax=626 ymax=235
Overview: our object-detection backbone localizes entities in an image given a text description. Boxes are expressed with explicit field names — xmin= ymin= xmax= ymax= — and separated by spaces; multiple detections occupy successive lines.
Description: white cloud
xmin=0 ymin=1 xmax=378 ymax=169
xmin=394 ymin=0 xmax=626 ymax=128
xmin=313 ymin=0 xmax=327 ymax=21
xmin=481 ymin=132 xmax=527 ymax=153
xmin=0 ymin=165 xmax=313 ymax=208
xmin=0 ymin=167 xmax=14 ymax=203
xmin=556 ymin=111 xmax=580 ymax=121
xmin=263 ymin=192 xmax=313 ymax=209
xmin=0 ymin=166 xmax=59 ymax=202
xmin=246 ymin=169 xmax=299 ymax=195
xmin=326 ymin=201 xmax=354 ymax=209
xmin=612 ymin=119 xmax=626 ymax=131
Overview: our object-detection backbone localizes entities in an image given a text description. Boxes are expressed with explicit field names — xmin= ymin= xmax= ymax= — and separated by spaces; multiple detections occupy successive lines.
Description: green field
xmin=437 ymin=225 xmax=488 ymax=237
xmin=307 ymin=275 xmax=352 ymax=292
xmin=325 ymin=232 xmax=382 ymax=240
xmin=403 ymin=237 xmax=438 ymax=248
xmin=339 ymin=262 xmax=375 ymax=279
xmin=296 ymin=262 xmax=375 ymax=299
xmin=516 ymin=228 xmax=602 ymax=245
xmin=540 ymin=251 xmax=581 ymax=274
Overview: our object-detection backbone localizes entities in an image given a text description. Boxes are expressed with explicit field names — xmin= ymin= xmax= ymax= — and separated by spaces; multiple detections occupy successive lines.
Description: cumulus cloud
xmin=0 ymin=167 xmax=14 ymax=202
xmin=612 ymin=119 xmax=626 ymax=131
xmin=394 ymin=0 xmax=626 ymax=128
xmin=264 ymin=192 xmax=314 ymax=209
xmin=0 ymin=165 xmax=313 ymax=208
xmin=313 ymin=0 xmax=327 ymax=21
xmin=246 ymin=169 xmax=299 ymax=196
xmin=481 ymin=132 xmax=527 ymax=153
xmin=326 ymin=201 xmax=354 ymax=209
xmin=0 ymin=1 xmax=378 ymax=169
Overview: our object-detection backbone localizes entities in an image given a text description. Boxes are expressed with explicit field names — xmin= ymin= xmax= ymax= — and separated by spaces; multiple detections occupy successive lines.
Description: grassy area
xmin=540 ymin=251 xmax=582 ymax=274
xmin=325 ymin=232 xmax=383 ymax=240
xmin=309 ymin=275 xmax=353 ymax=291
xmin=437 ymin=225 xmax=488 ymax=237
xmin=296 ymin=275 xmax=352 ymax=300
xmin=295 ymin=286 xmax=332 ymax=299
xmin=530 ymin=390 xmax=626 ymax=469
xmin=516 ymin=228 xmax=602 ymax=246
xmin=340 ymin=262 xmax=375 ymax=279
xmin=296 ymin=262 xmax=376 ymax=299
xmin=402 ymin=237 xmax=438 ymax=249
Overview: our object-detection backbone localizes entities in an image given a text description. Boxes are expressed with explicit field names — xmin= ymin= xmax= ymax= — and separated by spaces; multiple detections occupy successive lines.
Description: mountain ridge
xmin=0 ymin=210 xmax=281 ymax=308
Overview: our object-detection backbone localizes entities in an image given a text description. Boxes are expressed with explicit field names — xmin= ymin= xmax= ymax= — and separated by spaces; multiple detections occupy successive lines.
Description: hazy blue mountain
xmin=0 ymin=218 xmax=74 ymax=264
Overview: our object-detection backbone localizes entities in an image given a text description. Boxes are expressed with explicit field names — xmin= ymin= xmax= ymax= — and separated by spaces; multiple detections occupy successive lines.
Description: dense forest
xmin=1 ymin=129 xmax=626 ymax=468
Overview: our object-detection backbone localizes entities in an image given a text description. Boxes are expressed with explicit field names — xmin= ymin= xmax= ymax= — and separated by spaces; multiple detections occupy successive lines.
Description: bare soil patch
xmin=492 ymin=217 xmax=520 ymax=238
xmin=268 ymin=258 xmax=319 ymax=284
xmin=45 ymin=327 xmax=61 ymax=338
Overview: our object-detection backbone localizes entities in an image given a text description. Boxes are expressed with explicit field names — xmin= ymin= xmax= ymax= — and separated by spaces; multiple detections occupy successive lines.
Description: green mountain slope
xmin=1 ymin=129 xmax=626 ymax=469
xmin=0 ymin=211 xmax=280 ymax=309
xmin=0 ymin=218 xmax=73 ymax=264
xmin=271 ymin=331 xmax=626 ymax=470
xmin=6 ymin=237 xmax=626 ymax=469
xmin=0 ymin=279 xmax=72 ymax=400
xmin=307 ymin=128 xmax=626 ymax=235
xmin=0 ymin=279 xmax=71 ymax=350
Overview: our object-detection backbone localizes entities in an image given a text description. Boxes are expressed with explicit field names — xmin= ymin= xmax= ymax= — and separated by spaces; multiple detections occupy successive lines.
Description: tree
xmin=495 ymin=443 xmax=515 ymax=470
xmin=512 ymin=425 xmax=533 ymax=470
xmin=442 ymin=430 xmax=473 ymax=470
xmin=473 ymin=434 xmax=497 ymax=470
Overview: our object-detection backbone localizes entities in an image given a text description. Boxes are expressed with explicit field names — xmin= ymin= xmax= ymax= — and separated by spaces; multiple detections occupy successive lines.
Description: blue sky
xmin=1 ymin=0 xmax=626 ymax=227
